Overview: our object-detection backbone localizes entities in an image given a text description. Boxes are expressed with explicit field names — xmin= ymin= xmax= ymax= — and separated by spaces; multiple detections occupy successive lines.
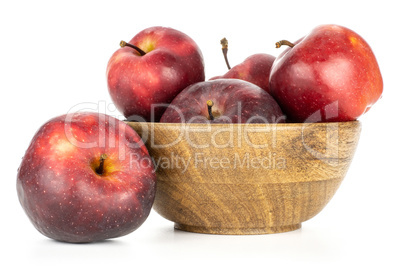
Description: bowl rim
xmin=125 ymin=120 xmax=361 ymax=129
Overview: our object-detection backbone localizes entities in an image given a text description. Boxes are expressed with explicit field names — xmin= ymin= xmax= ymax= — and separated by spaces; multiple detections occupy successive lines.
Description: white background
xmin=1 ymin=0 xmax=401 ymax=267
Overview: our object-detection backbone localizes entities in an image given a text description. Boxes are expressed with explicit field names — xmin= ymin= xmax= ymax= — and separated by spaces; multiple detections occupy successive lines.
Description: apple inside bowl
xmin=127 ymin=121 xmax=361 ymax=234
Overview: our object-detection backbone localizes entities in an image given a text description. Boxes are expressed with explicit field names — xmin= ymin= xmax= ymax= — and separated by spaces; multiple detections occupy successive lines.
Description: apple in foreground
xmin=269 ymin=24 xmax=383 ymax=122
xmin=17 ymin=112 xmax=156 ymax=243
xmin=160 ymin=79 xmax=285 ymax=123
xmin=107 ymin=26 xmax=205 ymax=122
xmin=210 ymin=38 xmax=275 ymax=93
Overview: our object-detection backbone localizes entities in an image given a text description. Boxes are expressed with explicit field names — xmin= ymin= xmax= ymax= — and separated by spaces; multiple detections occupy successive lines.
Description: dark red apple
xmin=210 ymin=38 xmax=275 ymax=93
xmin=17 ymin=112 xmax=156 ymax=243
xmin=160 ymin=79 xmax=285 ymax=123
xmin=107 ymin=26 xmax=205 ymax=122
xmin=269 ymin=24 xmax=383 ymax=122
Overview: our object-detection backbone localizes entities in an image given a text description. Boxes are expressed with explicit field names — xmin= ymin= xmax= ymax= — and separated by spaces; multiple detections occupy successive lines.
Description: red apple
xmin=107 ymin=26 xmax=205 ymax=122
xmin=269 ymin=24 xmax=383 ymax=122
xmin=17 ymin=112 xmax=156 ymax=243
xmin=210 ymin=38 xmax=275 ymax=92
xmin=160 ymin=79 xmax=285 ymax=123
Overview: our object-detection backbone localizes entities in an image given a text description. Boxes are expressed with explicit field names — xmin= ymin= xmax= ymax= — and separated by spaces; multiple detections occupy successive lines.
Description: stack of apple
xmin=17 ymin=25 xmax=383 ymax=243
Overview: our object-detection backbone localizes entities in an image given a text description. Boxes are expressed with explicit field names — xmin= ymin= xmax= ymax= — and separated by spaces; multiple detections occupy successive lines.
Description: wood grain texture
xmin=127 ymin=121 xmax=361 ymax=235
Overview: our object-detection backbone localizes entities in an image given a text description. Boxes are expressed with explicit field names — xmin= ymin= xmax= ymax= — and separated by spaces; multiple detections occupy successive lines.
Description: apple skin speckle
xmin=160 ymin=79 xmax=285 ymax=124
xmin=210 ymin=53 xmax=275 ymax=93
xmin=269 ymin=24 xmax=383 ymax=123
xmin=107 ymin=26 xmax=205 ymax=122
xmin=17 ymin=112 xmax=156 ymax=243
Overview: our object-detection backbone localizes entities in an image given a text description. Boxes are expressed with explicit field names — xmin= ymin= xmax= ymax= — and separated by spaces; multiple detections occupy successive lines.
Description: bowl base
xmin=174 ymin=223 xmax=301 ymax=235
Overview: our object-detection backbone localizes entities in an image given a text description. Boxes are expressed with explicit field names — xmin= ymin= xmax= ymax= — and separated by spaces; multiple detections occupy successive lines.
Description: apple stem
xmin=207 ymin=100 xmax=215 ymax=120
xmin=95 ymin=154 xmax=108 ymax=175
xmin=220 ymin=38 xmax=231 ymax=70
xmin=275 ymin=40 xmax=295 ymax=48
xmin=120 ymin=41 xmax=146 ymax=56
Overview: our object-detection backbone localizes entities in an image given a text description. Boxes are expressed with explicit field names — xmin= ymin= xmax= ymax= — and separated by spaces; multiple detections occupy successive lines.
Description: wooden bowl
xmin=127 ymin=121 xmax=361 ymax=235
